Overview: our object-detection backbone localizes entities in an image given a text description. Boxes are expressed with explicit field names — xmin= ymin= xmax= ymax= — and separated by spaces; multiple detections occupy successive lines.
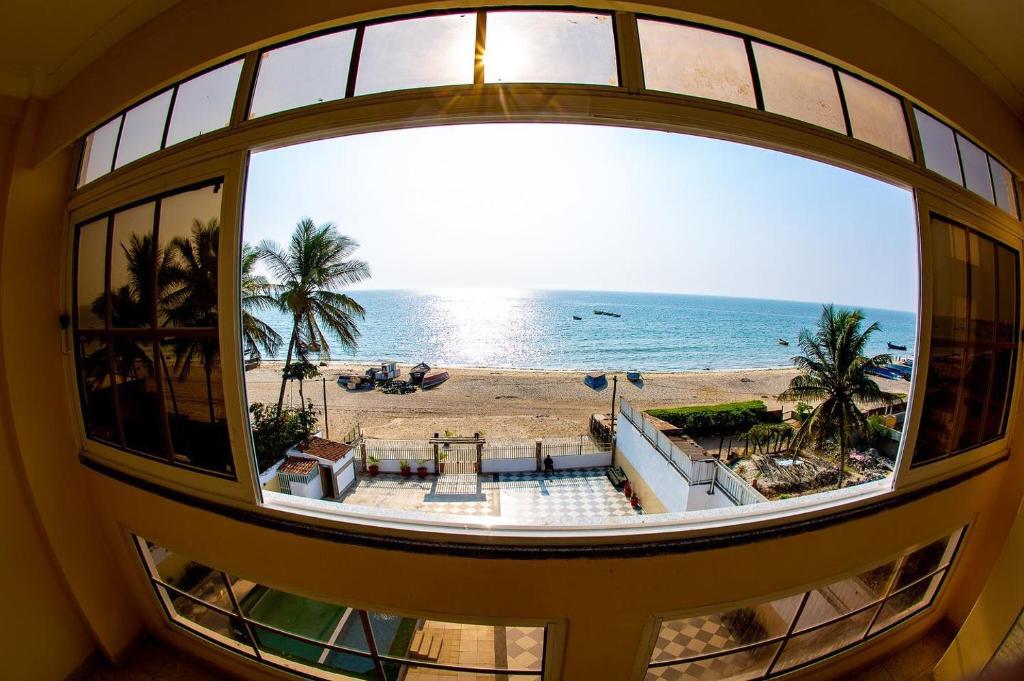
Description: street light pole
xmin=610 ymin=374 xmax=618 ymax=439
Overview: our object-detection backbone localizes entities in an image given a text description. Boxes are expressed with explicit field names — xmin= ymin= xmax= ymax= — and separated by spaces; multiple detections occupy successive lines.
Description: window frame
xmin=634 ymin=525 xmax=968 ymax=680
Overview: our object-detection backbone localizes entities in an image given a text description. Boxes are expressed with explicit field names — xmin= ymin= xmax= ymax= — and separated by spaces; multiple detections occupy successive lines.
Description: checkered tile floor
xmin=647 ymin=614 xmax=768 ymax=681
xmin=336 ymin=467 xmax=640 ymax=525
xmin=403 ymin=622 xmax=544 ymax=681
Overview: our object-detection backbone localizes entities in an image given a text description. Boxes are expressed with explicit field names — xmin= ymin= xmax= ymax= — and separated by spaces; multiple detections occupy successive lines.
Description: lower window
xmin=134 ymin=536 xmax=547 ymax=680
xmin=644 ymin=527 xmax=964 ymax=679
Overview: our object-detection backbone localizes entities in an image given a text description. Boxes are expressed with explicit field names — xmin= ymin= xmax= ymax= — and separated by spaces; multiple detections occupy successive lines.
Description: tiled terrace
xmin=334 ymin=468 xmax=641 ymax=525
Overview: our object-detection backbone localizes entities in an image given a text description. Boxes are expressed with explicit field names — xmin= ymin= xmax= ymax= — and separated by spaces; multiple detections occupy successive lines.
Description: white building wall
xmin=481 ymin=458 xmax=535 ymax=474
xmin=684 ymin=483 xmax=737 ymax=511
xmin=615 ymin=417 xmax=690 ymax=512
xmin=289 ymin=474 xmax=323 ymax=500
xmin=551 ymin=452 xmax=612 ymax=469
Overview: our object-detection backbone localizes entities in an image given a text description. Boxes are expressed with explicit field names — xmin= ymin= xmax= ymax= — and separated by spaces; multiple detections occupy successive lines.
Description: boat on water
xmin=778 ymin=338 xmax=789 ymax=346
xmin=887 ymin=342 xmax=908 ymax=351
xmin=420 ymin=371 xmax=450 ymax=389
xmin=584 ymin=372 xmax=608 ymax=390
xmin=593 ymin=310 xmax=622 ymax=318
xmin=409 ymin=362 xmax=430 ymax=386
xmin=572 ymin=315 xmax=582 ymax=320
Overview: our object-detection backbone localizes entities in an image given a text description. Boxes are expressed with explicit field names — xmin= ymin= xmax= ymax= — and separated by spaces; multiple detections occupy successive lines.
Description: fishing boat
xmin=593 ymin=310 xmax=622 ymax=318
xmin=886 ymin=362 xmax=913 ymax=380
xmin=584 ymin=372 xmax=608 ymax=390
xmin=420 ymin=371 xmax=450 ymax=389
xmin=866 ymin=366 xmax=903 ymax=381
xmin=778 ymin=338 xmax=789 ymax=346
xmin=887 ymin=342 xmax=908 ymax=351
xmin=409 ymin=362 xmax=430 ymax=386
xmin=572 ymin=315 xmax=582 ymax=320
xmin=626 ymin=371 xmax=642 ymax=382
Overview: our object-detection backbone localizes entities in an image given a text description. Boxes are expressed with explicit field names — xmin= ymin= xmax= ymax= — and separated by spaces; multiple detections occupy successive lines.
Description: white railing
xmin=363 ymin=439 xmax=433 ymax=461
xmin=618 ymin=398 xmax=767 ymax=506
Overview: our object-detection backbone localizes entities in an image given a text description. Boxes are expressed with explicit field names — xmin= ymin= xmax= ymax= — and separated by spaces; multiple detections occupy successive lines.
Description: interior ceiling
xmin=0 ymin=1 xmax=1021 ymax=123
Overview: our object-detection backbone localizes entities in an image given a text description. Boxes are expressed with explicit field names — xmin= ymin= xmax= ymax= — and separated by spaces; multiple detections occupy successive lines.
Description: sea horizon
xmin=249 ymin=288 xmax=918 ymax=372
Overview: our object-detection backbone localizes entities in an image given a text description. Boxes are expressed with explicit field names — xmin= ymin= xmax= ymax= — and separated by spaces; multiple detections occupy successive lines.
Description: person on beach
xmin=543 ymin=454 xmax=554 ymax=476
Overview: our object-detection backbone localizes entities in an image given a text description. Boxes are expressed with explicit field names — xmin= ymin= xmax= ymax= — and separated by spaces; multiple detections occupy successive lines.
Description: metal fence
xmin=362 ymin=439 xmax=433 ymax=461
xmin=619 ymin=399 xmax=767 ymax=506
xmin=363 ymin=436 xmax=610 ymax=463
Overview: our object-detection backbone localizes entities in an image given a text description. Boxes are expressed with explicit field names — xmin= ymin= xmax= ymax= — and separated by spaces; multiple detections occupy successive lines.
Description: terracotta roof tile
xmin=278 ymin=456 xmax=317 ymax=476
xmin=296 ymin=436 xmax=352 ymax=462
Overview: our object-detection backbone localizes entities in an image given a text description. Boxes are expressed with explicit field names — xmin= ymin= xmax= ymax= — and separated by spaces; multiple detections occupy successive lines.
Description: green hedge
xmin=646 ymin=400 xmax=769 ymax=437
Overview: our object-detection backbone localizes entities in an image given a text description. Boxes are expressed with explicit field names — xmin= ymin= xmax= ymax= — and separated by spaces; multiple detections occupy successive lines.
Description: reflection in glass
xmin=795 ymin=561 xmax=895 ymax=630
xmin=484 ymin=11 xmax=617 ymax=86
xmin=914 ymin=109 xmax=963 ymax=185
xmin=161 ymin=336 xmax=230 ymax=472
xmin=652 ymin=595 xmax=801 ymax=662
xmin=110 ymin=203 xmax=157 ymax=328
xmin=870 ymin=574 xmax=943 ymax=634
xmin=956 ymin=234 xmax=997 ymax=449
xmin=957 ymin=134 xmax=995 ymax=203
xmin=989 ymin=157 xmax=1019 ymax=218
xmin=79 ymin=117 xmax=121 ymax=186
xmin=776 ymin=609 xmax=875 ymax=672
xmin=76 ymin=218 xmax=108 ymax=329
xmin=752 ymin=44 xmax=845 ymax=133
xmin=115 ymin=90 xmax=173 ymax=168
xmin=113 ymin=338 xmax=163 ymax=456
xmin=894 ymin=532 xmax=958 ymax=590
xmin=158 ymin=185 xmax=221 ymax=327
xmin=165 ymin=61 xmax=244 ymax=146
xmin=151 ymin=549 xmax=233 ymax=611
xmin=355 ymin=14 xmax=476 ymax=95
xmin=647 ymin=642 xmax=780 ymax=681
xmin=250 ymin=31 xmax=357 ymax=118
xmin=159 ymin=585 xmax=252 ymax=648
xmin=838 ymin=73 xmax=912 ymax=159
xmin=76 ymin=336 xmax=119 ymax=443
xmin=637 ymin=20 xmax=754 ymax=107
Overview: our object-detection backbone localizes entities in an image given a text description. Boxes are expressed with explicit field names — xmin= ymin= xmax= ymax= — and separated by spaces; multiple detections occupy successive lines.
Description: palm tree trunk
xmin=298 ymin=378 xmax=305 ymax=407
xmin=276 ymin=319 xmax=299 ymax=413
xmin=837 ymin=414 xmax=848 ymax=489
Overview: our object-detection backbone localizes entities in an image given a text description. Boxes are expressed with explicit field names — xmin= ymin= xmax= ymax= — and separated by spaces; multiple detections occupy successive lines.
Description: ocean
xmin=251 ymin=289 xmax=917 ymax=372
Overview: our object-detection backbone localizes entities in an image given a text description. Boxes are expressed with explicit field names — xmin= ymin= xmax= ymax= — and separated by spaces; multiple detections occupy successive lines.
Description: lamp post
xmin=610 ymin=374 xmax=618 ymax=439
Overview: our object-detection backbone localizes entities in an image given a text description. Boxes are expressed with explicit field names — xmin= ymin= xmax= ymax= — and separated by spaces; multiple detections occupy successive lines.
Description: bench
xmin=607 ymin=466 xmax=627 ymax=489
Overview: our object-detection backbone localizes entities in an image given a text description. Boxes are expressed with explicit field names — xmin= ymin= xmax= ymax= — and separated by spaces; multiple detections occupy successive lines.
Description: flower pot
xmin=417 ymin=466 xmax=428 ymax=478
xmin=400 ymin=468 xmax=411 ymax=478
xmin=438 ymin=462 xmax=446 ymax=474
xmin=630 ymin=495 xmax=640 ymax=509
xmin=368 ymin=465 xmax=379 ymax=477
xmin=623 ymin=481 xmax=632 ymax=498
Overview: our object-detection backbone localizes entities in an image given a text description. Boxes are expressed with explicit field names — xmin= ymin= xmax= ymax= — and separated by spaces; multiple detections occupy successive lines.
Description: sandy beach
xmin=244 ymin=362 xmax=909 ymax=440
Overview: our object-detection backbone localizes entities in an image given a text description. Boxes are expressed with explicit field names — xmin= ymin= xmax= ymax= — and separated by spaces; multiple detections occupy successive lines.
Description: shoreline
xmin=252 ymin=359 xmax=798 ymax=375
xmin=244 ymin=362 xmax=909 ymax=441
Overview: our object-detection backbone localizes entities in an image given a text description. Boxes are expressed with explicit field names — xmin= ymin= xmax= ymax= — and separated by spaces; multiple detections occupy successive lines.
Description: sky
xmin=243 ymin=123 xmax=918 ymax=312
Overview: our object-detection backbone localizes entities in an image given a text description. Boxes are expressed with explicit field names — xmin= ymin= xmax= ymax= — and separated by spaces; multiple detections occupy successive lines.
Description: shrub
xmin=862 ymin=414 xmax=890 ymax=449
xmin=249 ymin=401 xmax=318 ymax=473
xmin=794 ymin=401 xmax=812 ymax=423
xmin=647 ymin=400 xmax=769 ymax=437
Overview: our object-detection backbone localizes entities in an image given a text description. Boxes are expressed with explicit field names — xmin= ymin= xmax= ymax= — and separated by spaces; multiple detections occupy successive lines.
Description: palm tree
xmin=241 ymin=243 xmax=282 ymax=362
xmin=162 ymin=218 xmax=221 ymax=422
xmin=778 ymin=305 xmax=898 ymax=488
xmin=258 ymin=218 xmax=370 ymax=412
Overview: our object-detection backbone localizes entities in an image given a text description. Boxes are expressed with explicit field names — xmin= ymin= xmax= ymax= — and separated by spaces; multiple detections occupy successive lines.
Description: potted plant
xmin=399 ymin=459 xmax=411 ymax=477
xmin=416 ymin=459 xmax=429 ymax=478
xmin=630 ymin=492 xmax=641 ymax=509
xmin=367 ymin=455 xmax=379 ymax=477
xmin=623 ymin=480 xmax=632 ymax=498
xmin=438 ymin=452 xmax=448 ymax=474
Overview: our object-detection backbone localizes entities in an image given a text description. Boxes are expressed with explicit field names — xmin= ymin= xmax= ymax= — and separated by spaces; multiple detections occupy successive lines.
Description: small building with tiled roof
xmin=276 ymin=456 xmax=322 ymax=499
xmin=286 ymin=435 xmax=357 ymax=500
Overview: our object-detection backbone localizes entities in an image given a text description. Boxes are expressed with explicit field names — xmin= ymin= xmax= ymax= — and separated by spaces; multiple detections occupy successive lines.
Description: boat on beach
xmin=584 ymin=372 xmax=608 ymax=389
xmin=866 ymin=365 xmax=903 ymax=381
xmin=420 ymin=371 xmax=450 ymax=389
xmin=409 ymin=362 xmax=430 ymax=386
xmin=626 ymin=371 xmax=642 ymax=382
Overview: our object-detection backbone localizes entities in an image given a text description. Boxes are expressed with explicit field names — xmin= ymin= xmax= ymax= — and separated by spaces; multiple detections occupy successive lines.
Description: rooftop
xmin=278 ymin=457 xmax=317 ymax=477
xmin=296 ymin=436 xmax=352 ymax=463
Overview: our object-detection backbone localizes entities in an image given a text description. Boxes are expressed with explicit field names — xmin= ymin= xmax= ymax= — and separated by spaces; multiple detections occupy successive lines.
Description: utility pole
xmin=322 ymin=377 xmax=329 ymax=439
xmin=610 ymin=374 xmax=618 ymax=439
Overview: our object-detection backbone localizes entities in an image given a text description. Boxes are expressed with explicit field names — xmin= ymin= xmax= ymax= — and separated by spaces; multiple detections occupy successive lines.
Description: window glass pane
xmin=989 ymin=157 xmax=1019 ymax=218
xmin=838 ymin=73 xmax=912 ymax=159
xmin=956 ymin=234 xmax=998 ymax=449
xmin=110 ymin=203 xmax=156 ymax=328
xmin=637 ymin=20 xmax=755 ymax=107
xmin=915 ymin=217 xmax=968 ymax=461
xmin=161 ymin=336 xmax=230 ymax=473
xmin=752 ymin=43 xmax=845 ymax=133
xmin=355 ymin=14 xmax=476 ymax=95
xmin=957 ymin=134 xmax=995 ymax=203
xmin=240 ymin=585 xmax=349 ymax=645
xmin=113 ymin=338 xmax=164 ymax=456
xmin=158 ymin=585 xmax=253 ymax=650
xmin=76 ymin=336 xmax=119 ymax=443
xmin=646 ymin=642 xmax=780 ymax=681
xmin=894 ymin=531 xmax=960 ymax=590
xmin=775 ymin=608 xmax=875 ymax=672
xmin=651 ymin=595 xmax=801 ymax=662
xmin=158 ymin=184 xmax=221 ymax=327
xmin=165 ymin=61 xmax=243 ymax=146
xmin=114 ymin=90 xmax=173 ymax=168
xmin=250 ymin=31 xmax=356 ymax=118
xmin=984 ymin=245 xmax=1019 ymax=440
xmin=384 ymin=661 xmax=541 ymax=681
xmin=78 ymin=117 xmax=121 ymax=186
xmin=76 ymin=218 xmax=108 ymax=329
xmin=148 ymin=545 xmax=233 ymax=611
xmin=250 ymin=623 xmax=377 ymax=679
xmin=871 ymin=573 xmax=944 ymax=634
xmin=484 ymin=11 xmax=617 ymax=86
xmin=373 ymin=615 xmax=544 ymax=670
xmin=914 ymin=109 xmax=963 ymax=184
xmin=795 ymin=561 xmax=895 ymax=630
